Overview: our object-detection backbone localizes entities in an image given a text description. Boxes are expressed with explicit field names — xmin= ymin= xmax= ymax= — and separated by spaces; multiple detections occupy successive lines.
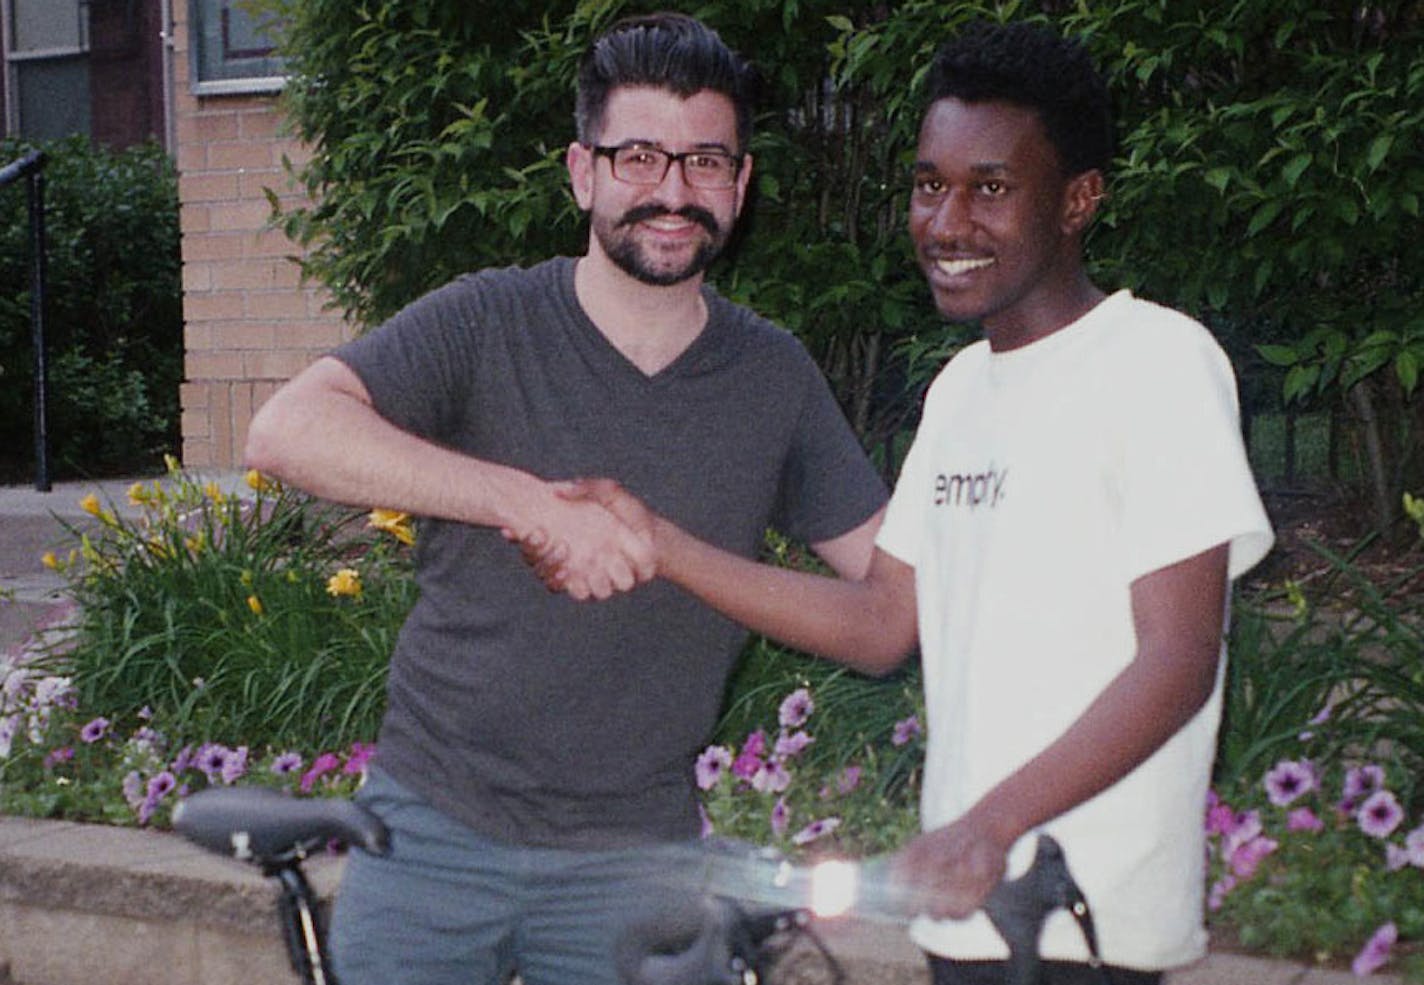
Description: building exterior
xmin=2 ymin=0 xmax=346 ymax=470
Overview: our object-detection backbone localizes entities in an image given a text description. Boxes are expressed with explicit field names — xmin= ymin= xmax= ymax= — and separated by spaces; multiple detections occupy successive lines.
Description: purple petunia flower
xmin=836 ymin=765 xmax=863 ymax=796
xmin=1229 ymin=835 xmax=1278 ymax=879
xmin=194 ymin=742 xmax=230 ymax=782
xmin=750 ymin=759 xmax=791 ymax=794
xmin=1206 ymin=874 xmax=1236 ymax=911
xmin=1351 ymin=922 xmax=1397 ymax=977
xmin=79 ymin=716 xmax=110 ymax=744
xmin=220 ymin=745 xmax=249 ymax=785
xmin=774 ymin=729 xmax=814 ymax=759
xmin=695 ymin=745 xmax=733 ymax=790
xmin=792 ymin=816 xmax=841 ymax=846
xmin=121 ymin=770 xmax=145 ymax=810
xmin=778 ymin=688 xmax=813 ymax=729
xmin=770 ymin=797 xmax=790 ymax=837
xmin=1386 ymin=843 xmax=1411 ymax=872
xmin=698 ymin=803 xmax=714 ymax=839
xmin=42 ymin=746 xmax=74 ymax=769
xmin=892 ymin=715 xmax=922 ymax=747
xmin=270 ymin=751 xmax=304 ymax=776
xmin=300 ymin=752 xmax=342 ymax=793
xmin=1263 ymin=759 xmax=1316 ymax=807
xmin=1219 ymin=809 xmax=1263 ymax=862
xmin=1405 ymin=825 xmax=1424 ymax=867
xmin=1286 ymin=807 xmax=1324 ymax=833
xmin=170 ymin=744 xmax=195 ymax=774
xmin=1297 ymin=701 xmax=1332 ymax=742
xmin=146 ymin=771 xmax=176 ymax=800
xmin=1342 ymin=764 xmax=1386 ymax=809
xmin=731 ymin=733 xmax=767 ymax=781
xmin=1358 ymin=790 xmax=1405 ymax=839
xmin=344 ymin=741 xmax=377 ymax=775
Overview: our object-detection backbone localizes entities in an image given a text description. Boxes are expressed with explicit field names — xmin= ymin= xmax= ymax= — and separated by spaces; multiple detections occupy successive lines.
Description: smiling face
xmin=908 ymin=97 xmax=1103 ymax=350
xmin=569 ymin=85 xmax=752 ymax=288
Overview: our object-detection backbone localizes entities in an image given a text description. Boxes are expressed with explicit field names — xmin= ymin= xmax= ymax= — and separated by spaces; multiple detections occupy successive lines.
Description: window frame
xmin=187 ymin=0 xmax=285 ymax=97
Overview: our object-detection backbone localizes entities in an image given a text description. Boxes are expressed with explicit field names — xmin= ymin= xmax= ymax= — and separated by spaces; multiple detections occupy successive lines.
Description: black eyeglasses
xmin=588 ymin=144 xmax=743 ymax=189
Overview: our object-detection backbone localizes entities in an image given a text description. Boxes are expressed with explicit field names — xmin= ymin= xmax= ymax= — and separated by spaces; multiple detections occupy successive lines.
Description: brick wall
xmin=171 ymin=2 xmax=350 ymax=470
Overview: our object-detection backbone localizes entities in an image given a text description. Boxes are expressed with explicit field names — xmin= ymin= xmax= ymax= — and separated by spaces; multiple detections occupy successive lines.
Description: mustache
xmin=617 ymin=203 xmax=718 ymax=234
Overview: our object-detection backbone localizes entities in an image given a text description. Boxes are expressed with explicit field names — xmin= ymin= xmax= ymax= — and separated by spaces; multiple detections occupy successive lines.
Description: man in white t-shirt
xmin=529 ymin=19 xmax=1273 ymax=985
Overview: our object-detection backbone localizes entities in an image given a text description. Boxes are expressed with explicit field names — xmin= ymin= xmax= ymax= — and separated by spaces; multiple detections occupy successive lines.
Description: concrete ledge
xmin=0 ymin=815 xmax=336 ymax=985
xmin=0 ymin=816 xmax=1397 ymax=985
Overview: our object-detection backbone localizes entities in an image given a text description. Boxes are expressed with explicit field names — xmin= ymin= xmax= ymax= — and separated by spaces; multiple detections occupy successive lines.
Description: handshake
xmin=505 ymin=479 xmax=663 ymax=602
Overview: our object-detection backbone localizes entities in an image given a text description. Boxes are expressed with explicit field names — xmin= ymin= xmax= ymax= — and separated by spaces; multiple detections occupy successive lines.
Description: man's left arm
xmin=810 ymin=506 xmax=886 ymax=580
xmin=896 ymin=540 xmax=1229 ymax=919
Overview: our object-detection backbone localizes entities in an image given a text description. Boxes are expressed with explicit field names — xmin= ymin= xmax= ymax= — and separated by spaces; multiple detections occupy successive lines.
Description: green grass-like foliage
xmin=57 ymin=462 xmax=415 ymax=752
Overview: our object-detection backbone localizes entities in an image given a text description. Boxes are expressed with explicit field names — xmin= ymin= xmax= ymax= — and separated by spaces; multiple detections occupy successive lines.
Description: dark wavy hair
xmin=575 ymin=12 xmax=759 ymax=151
xmin=925 ymin=21 xmax=1114 ymax=176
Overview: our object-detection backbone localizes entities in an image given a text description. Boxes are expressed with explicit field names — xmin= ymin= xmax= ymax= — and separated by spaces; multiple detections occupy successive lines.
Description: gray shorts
xmin=329 ymin=767 xmax=696 ymax=985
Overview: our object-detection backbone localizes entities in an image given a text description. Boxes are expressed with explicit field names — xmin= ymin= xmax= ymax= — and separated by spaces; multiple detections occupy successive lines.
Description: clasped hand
xmin=508 ymin=479 xmax=658 ymax=601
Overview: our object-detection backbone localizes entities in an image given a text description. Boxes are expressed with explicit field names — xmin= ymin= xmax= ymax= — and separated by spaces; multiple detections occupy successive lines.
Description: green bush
xmin=0 ymin=135 xmax=181 ymax=482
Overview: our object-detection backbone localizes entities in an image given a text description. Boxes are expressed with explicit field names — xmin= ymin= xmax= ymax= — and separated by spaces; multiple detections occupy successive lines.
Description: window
xmin=188 ymin=0 xmax=284 ymax=95
xmin=3 ymin=0 xmax=91 ymax=139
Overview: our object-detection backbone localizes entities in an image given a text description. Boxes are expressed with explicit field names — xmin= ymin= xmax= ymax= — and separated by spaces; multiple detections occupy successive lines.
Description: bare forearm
xmin=246 ymin=358 xmax=545 ymax=534
xmin=656 ymin=519 xmax=915 ymax=674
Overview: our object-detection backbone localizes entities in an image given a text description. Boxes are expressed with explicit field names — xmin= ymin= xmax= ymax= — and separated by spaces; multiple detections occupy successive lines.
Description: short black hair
xmin=925 ymin=21 xmax=1113 ymax=176
xmin=575 ymin=12 xmax=758 ymax=151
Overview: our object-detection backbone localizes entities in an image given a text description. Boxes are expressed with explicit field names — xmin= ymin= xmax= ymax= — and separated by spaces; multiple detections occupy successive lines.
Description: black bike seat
xmin=173 ymin=786 xmax=390 ymax=864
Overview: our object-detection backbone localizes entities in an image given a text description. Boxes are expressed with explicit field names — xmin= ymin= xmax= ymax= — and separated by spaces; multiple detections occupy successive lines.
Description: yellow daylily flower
xmin=40 ymin=551 xmax=59 ymax=571
xmin=204 ymin=481 xmax=226 ymax=505
xmin=245 ymin=469 xmax=280 ymax=493
xmin=79 ymin=493 xmax=102 ymax=517
xmin=246 ymin=594 xmax=264 ymax=616
xmin=163 ymin=454 xmax=182 ymax=475
xmin=326 ymin=568 xmax=363 ymax=599
xmin=368 ymin=508 xmax=416 ymax=546
xmin=127 ymin=482 xmax=150 ymax=507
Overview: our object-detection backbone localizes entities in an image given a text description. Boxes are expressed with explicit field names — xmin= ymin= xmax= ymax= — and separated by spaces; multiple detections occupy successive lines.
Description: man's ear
xmin=567 ymin=141 xmax=594 ymax=211
xmin=732 ymin=152 xmax=754 ymax=219
xmin=1061 ymin=169 xmax=1105 ymax=236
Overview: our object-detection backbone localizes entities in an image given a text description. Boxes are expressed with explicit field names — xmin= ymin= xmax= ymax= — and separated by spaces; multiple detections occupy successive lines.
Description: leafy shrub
xmin=0 ymin=135 xmax=181 ymax=482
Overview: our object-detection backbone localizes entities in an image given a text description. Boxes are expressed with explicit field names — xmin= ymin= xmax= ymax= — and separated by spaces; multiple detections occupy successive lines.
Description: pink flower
xmin=778 ymin=688 xmax=814 ymax=728
xmin=1357 ymin=790 xmax=1405 ymax=839
xmin=1220 ymin=809 xmax=1263 ymax=861
xmin=750 ymin=759 xmax=791 ymax=794
xmin=774 ymin=729 xmax=813 ymax=759
xmin=1385 ymin=843 xmax=1411 ymax=872
xmin=770 ymin=797 xmax=790 ymax=837
xmin=42 ymin=746 xmax=74 ymax=769
xmin=792 ymin=816 xmax=841 ymax=846
xmin=344 ymin=741 xmax=377 ymax=775
xmin=1263 ymin=759 xmax=1316 ymax=807
xmin=1207 ymin=874 xmax=1236 ymax=911
xmin=695 ymin=745 xmax=733 ymax=790
xmin=1351 ymin=922 xmax=1397 ymax=976
xmin=1229 ymin=835 xmax=1278 ymax=879
xmin=1286 ymin=807 xmax=1324 ymax=833
xmin=731 ymin=731 xmax=767 ymax=780
xmin=892 ymin=715 xmax=922 ymax=746
xmin=299 ymin=752 xmax=342 ymax=793
xmin=1406 ymin=825 xmax=1424 ymax=867
xmin=1341 ymin=764 xmax=1386 ymax=810
xmin=79 ymin=717 xmax=111 ymax=744
xmin=835 ymin=765 xmax=863 ymax=796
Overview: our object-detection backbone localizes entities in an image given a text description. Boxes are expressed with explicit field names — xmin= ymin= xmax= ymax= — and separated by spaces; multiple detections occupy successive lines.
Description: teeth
xmin=936 ymin=257 xmax=994 ymax=276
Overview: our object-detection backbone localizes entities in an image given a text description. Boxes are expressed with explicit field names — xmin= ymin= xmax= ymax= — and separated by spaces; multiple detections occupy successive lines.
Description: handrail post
xmin=1 ymin=148 xmax=51 ymax=492
xmin=28 ymin=159 xmax=51 ymax=492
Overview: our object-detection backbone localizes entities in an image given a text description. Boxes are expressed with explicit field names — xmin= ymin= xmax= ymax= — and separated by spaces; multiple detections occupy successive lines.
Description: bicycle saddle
xmin=173 ymin=786 xmax=390 ymax=865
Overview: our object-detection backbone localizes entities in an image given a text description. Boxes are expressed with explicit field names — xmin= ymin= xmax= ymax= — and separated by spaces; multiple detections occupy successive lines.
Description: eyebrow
xmin=617 ymin=138 xmax=738 ymax=153
xmin=913 ymin=160 xmax=1011 ymax=174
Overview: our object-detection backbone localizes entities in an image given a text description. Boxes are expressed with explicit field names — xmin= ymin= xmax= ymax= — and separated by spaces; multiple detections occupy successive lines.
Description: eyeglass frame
xmin=585 ymin=142 xmax=746 ymax=189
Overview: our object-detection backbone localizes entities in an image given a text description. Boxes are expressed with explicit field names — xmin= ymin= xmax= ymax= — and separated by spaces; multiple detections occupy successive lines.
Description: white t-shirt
xmin=877 ymin=290 xmax=1274 ymax=969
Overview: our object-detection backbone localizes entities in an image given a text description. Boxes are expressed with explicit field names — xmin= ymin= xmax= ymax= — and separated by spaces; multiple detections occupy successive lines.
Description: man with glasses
xmin=243 ymin=12 xmax=886 ymax=985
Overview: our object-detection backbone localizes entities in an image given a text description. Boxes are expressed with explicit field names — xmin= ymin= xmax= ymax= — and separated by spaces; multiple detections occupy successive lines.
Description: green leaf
xmin=1396 ymin=350 xmax=1420 ymax=394
xmin=1283 ymin=364 xmax=1320 ymax=403
xmin=1256 ymin=344 xmax=1299 ymax=368
xmin=1281 ymin=153 xmax=1311 ymax=188
xmin=1247 ymin=201 xmax=1283 ymax=237
xmin=1366 ymin=134 xmax=1394 ymax=173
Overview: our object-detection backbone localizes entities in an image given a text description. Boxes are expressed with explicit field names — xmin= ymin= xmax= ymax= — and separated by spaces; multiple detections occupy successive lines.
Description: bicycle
xmin=174 ymin=786 xmax=1102 ymax=985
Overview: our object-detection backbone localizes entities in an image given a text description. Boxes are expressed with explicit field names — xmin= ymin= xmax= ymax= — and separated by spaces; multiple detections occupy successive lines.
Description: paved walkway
xmin=0 ymin=475 xmax=1410 ymax=984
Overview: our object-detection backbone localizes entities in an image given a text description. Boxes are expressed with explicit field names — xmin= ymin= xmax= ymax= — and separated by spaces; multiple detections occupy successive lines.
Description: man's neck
xmin=573 ymin=252 xmax=709 ymax=377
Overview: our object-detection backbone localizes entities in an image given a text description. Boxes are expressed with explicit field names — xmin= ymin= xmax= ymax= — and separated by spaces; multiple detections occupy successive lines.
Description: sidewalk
xmin=0 ymin=475 xmax=1411 ymax=985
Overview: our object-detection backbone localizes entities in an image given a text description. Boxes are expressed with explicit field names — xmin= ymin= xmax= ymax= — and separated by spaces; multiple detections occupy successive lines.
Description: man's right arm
xmin=552 ymin=480 xmax=918 ymax=675
xmin=245 ymin=357 xmax=653 ymax=599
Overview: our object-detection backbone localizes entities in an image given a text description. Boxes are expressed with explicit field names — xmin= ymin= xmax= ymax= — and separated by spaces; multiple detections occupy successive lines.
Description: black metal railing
xmin=0 ymin=149 xmax=51 ymax=492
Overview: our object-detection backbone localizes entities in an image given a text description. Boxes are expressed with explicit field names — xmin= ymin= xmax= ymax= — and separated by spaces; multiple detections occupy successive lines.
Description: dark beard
xmin=599 ymin=204 xmax=727 ymax=286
